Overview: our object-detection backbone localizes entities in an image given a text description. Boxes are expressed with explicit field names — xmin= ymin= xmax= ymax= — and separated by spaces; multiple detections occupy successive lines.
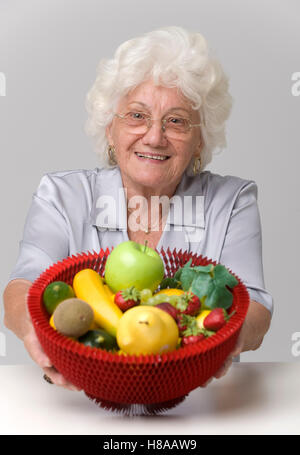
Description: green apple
xmin=104 ymin=240 xmax=165 ymax=293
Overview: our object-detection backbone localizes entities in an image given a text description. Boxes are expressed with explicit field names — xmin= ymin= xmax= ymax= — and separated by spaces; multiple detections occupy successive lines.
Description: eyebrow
xmin=127 ymin=101 xmax=191 ymax=114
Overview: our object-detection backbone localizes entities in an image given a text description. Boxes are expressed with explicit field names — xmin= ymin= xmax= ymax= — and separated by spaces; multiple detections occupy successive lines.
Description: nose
xmin=141 ymin=119 xmax=168 ymax=148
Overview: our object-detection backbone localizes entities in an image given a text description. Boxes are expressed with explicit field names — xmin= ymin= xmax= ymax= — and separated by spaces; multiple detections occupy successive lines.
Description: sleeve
xmin=8 ymin=175 xmax=69 ymax=283
xmin=219 ymin=181 xmax=274 ymax=316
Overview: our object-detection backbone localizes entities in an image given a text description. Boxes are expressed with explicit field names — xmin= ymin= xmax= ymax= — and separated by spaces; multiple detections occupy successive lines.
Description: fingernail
xmin=42 ymin=356 xmax=52 ymax=367
xmin=70 ymin=385 xmax=81 ymax=391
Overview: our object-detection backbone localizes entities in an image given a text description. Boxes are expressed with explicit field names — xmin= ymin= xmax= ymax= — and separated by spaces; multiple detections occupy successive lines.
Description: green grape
xmin=145 ymin=296 xmax=156 ymax=306
xmin=152 ymin=294 xmax=165 ymax=305
xmin=159 ymin=295 xmax=172 ymax=304
xmin=168 ymin=295 xmax=181 ymax=306
xmin=140 ymin=288 xmax=153 ymax=303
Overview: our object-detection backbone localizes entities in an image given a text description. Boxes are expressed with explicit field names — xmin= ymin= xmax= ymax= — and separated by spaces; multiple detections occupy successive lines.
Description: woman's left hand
xmin=201 ymin=299 xmax=272 ymax=385
xmin=212 ymin=321 xmax=248 ymax=380
xmin=200 ymin=325 xmax=245 ymax=387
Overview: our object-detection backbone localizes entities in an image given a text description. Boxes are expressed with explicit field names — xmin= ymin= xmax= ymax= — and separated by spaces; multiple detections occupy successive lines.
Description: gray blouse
xmin=9 ymin=166 xmax=273 ymax=314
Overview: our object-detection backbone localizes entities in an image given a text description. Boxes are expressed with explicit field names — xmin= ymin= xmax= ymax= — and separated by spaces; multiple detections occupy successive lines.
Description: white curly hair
xmin=85 ymin=26 xmax=233 ymax=174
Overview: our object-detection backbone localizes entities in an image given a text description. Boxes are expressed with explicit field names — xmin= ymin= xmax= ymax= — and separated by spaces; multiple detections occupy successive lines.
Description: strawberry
xmin=203 ymin=308 xmax=236 ymax=331
xmin=181 ymin=333 xmax=206 ymax=346
xmin=178 ymin=314 xmax=214 ymax=346
xmin=176 ymin=314 xmax=188 ymax=334
xmin=114 ymin=286 xmax=141 ymax=312
xmin=176 ymin=291 xmax=201 ymax=316
xmin=176 ymin=313 xmax=196 ymax=334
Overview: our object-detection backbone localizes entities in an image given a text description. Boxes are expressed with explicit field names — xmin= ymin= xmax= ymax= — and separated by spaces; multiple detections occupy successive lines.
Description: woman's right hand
xmin=23 ymin=321 xmax=82 ymax=391
xmin=3 ymin=279 xmax=81 ymax=392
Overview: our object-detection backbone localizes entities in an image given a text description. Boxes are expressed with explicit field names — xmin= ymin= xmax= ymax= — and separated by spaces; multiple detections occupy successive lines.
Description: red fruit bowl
xmin=27 ymin=248 xmax=249 ymax=414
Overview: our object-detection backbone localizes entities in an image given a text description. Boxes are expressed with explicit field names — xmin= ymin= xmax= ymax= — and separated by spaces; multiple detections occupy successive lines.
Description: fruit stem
xmin=144 ymin=240 xmax=148 ymax=253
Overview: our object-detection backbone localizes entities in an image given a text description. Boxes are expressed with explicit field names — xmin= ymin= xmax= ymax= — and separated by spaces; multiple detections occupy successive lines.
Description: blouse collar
xmin=90 ymin=166 xmax=205 ymax=231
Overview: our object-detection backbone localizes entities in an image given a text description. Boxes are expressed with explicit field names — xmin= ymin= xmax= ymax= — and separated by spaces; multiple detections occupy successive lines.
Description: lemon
xmin=155 ymin=288 xmax=185 ymax=297
xmin=49 ymin=314 xmax=56 ymax=329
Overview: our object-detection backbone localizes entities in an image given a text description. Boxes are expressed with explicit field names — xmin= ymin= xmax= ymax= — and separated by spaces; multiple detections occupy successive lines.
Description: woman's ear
xmin=105 ymin=122 xmax=113 ymax=145
xmin=198 ymin=131 xmax=203 ymax=153
xmin=194 ymin=139 xmax=202 ymax=160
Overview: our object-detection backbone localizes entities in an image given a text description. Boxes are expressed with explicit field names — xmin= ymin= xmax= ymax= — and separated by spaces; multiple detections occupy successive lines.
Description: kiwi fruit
xmin=53 ymin=298 xmax=94 ymax=338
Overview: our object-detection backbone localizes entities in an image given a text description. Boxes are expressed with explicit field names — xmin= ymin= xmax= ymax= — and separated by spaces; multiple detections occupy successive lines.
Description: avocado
xmin=78 ymin=329 xmax=119 ymax=351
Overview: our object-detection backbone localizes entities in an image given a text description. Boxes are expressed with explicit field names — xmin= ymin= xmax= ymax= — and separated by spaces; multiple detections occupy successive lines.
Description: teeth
xmin=136 ymin=153 xmax=168 ymax=161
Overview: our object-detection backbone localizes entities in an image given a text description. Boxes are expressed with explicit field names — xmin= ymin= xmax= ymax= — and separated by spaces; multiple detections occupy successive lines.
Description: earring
xmin=107 ymin=145 xmax=117 ymax=165
xmin=193 ymin=156 xmax=202 ymax=175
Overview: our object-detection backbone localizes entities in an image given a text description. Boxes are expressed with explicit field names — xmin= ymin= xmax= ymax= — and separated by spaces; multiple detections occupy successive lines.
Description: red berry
xmin=176 ymin=292 xmax=201 ymax=316
xmin=183 ymin=294 xmax=201 ymax=316
xmin=178 ymin=313 xmax=215 ymax=345
xmin=176 ymin=314 xmax=188 ymax=334
xmin=114 ymin=287 xmax=140 ymax=312
xmin=182 ymin=334 xmax=206 ymax=346
xmin=203 ymin=308 xmax=235 ymax=331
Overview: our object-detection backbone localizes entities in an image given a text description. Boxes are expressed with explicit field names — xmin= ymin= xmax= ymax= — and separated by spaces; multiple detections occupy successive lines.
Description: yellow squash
xmin=103 ymin=284 xmax=115 ymax=302
xmin=73 ymin=269 xmax=123 ymax=337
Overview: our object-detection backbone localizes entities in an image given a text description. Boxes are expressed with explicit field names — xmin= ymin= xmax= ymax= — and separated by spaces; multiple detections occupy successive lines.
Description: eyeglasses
xmin=114 ymin=111 xmax=201 ymax=138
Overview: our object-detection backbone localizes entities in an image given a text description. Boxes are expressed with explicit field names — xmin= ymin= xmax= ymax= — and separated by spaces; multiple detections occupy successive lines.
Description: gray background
xmin=0 ymin=0 xmax=299 ymax=364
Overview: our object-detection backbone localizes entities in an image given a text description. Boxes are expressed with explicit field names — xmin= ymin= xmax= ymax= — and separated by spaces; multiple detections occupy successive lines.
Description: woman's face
xmin=106 ymin=79 xmax=202 ymax=194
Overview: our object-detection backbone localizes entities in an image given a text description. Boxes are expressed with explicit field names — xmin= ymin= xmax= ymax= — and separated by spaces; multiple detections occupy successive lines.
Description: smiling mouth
xmin=135 ymin=152 xmax=170 ymax=161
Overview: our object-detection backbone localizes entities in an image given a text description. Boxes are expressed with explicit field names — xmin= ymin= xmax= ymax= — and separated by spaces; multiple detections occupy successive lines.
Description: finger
xmin=213 ymin=356 xmax=233 ymax=379
xmin=230 ymin=346 xmax=243 ymax=358
xmin=43 ymin=366 xmax=82 ymax=391
xmin=24 ymin=325 xmax=81 ymax=391
xmin=23 ymin=330 xmax=52 ymax=368
xmin=230 ymin=335 xmax=244 ymax=357
xmin=230 ymin=322 xmax=247 ymax=357
xmin=200 ymin=377 xmax=213 ymax=388
xmin=43 ymin=367 xmax=81 ymax=391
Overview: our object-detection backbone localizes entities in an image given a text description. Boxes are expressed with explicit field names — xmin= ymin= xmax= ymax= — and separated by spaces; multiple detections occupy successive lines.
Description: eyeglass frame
xmin=114 ymin=112 xmax=202 ymax=134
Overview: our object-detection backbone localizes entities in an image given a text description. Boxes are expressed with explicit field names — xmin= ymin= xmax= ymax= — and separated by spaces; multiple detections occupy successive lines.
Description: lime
xmin=43 ymin=281 xmax=75 ymax=314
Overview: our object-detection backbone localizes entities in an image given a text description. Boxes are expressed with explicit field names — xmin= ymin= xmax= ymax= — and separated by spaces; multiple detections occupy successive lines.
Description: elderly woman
xmin=3 ymin=27 xmax=272 ymax=390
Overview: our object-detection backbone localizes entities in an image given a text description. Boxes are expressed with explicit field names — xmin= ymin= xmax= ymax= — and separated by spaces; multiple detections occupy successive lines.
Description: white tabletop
xmin=0 ymin=362 xmax=299 ymax=435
